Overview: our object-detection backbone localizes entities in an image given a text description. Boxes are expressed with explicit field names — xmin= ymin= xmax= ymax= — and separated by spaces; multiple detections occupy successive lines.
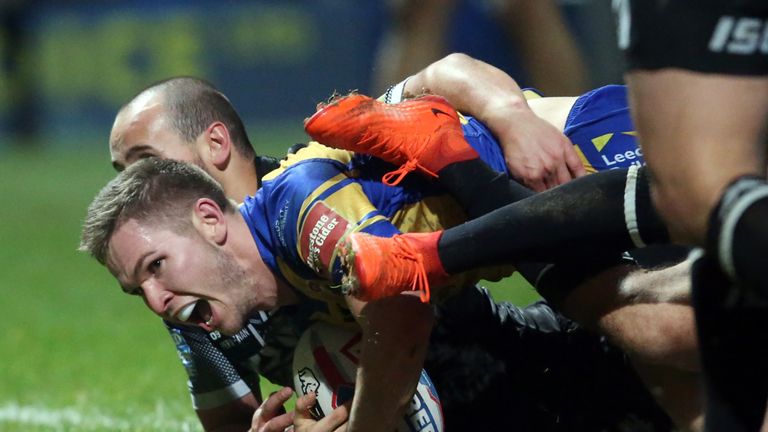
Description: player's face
xmin=109 ymin=96 xmax=204 ymax=172
xmin=106 ymin=218 xmax=281 ymax=336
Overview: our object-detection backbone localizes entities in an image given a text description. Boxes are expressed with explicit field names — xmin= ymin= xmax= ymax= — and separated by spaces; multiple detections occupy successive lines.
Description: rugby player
xmin=100 ymin=58 xmax=693 ymax=430
xmin=81 ymin=152 xmax=690 ymax=431
xmin=613 ymin=1 xmax=768 ymax=429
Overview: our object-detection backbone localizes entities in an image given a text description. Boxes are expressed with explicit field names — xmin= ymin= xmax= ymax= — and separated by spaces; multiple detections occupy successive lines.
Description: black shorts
xmin=617 ymin=0 xmax=768 ymax=75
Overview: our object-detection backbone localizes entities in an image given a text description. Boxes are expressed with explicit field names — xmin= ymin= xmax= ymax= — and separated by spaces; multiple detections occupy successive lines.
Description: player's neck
xmin=223 ymin=167 xmax=259 ymax=203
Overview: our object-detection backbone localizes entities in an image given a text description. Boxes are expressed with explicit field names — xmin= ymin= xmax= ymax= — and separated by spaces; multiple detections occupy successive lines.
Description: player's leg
xmin=688 ymin=250 xmax=768 ymax=431
xmin=563 ymin=261 xmax=699 ymax=371
xmin=338 ymin=165 xmax=670 ymax=301
xmin=306 ymin=93 xmax=673 ymax=307
xmin=619 ymin=0 xmax=768 ymax=427
xmin=630 ymin=75 xmax=768 ymax=432
xmin=619 ymin=1 xmax=768 ymax=299
xmin=626 ymin=70 xmax=768 ymax=246
xmin=534 ymin=254 xmax=705 ymax=430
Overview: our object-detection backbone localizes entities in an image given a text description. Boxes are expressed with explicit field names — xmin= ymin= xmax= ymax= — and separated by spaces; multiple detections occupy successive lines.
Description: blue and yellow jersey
xmin=564 ymin=85 xmax=642 ymax=172
xmin=239 ymin=138 xmax=509 ymax=325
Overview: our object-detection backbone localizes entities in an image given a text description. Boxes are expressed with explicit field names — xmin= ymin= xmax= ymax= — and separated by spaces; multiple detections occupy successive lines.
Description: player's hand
xmin=493 ymin=108 xmax=586 ymax=191
xmin=294 ymin=392 xmax=349 ymax=432
xmin=249 ymin=386 xmax=295 ymax=432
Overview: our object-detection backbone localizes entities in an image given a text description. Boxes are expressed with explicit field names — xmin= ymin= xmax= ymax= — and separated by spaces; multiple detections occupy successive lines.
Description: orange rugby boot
xmin=337 ymin=231 xmax=449 ymax=303
xmin=304 ymin=93 xmax=479 ymax=186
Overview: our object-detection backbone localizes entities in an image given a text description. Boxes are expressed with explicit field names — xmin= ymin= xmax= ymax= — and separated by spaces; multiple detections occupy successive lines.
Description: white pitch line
xmin=0 ymin=402 xmax=197 ymax=430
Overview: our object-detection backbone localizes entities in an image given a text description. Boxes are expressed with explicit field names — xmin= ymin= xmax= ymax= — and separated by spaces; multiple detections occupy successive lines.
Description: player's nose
xmin=140 ymin=280 xmax=173 ymax=316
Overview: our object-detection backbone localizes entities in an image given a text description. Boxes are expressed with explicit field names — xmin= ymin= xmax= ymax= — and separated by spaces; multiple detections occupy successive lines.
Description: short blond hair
xmin=79 ymin=157 xmax=231 ymax=265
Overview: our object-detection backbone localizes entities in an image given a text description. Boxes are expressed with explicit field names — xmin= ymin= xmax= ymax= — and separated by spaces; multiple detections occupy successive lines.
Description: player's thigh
xmin=618 ymin=0 xmax=768 ymax=227
xmin=627 ymin=71 xmax=768 ymax=215
xmin=600 ymin=301 xmax=698 ymax=371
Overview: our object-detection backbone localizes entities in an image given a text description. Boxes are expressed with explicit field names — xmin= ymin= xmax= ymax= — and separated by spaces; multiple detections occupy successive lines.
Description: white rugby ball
xmin=293 ymin=321 xmax=444 ymax=432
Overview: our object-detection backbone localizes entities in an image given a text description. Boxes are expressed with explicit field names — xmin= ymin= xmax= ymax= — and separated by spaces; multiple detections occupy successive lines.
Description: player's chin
xmin=206 ymin=311 xmax=245 ymax=336
xmin=214 ymin=318 xmax=245 ymax=336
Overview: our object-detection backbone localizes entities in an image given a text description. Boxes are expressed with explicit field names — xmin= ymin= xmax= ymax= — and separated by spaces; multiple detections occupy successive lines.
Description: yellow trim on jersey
xmin=390 ymin=195 xmax=467 ymax=233
xmin=297 ymin=172 xmax=351 ymax=223
xmin=523 ymin=89 xmax=543 ymax=100
xmin=262 ymin=142 xmax=354 ymax=182
xmin=573 ymin=145 xmax=596 ymax=174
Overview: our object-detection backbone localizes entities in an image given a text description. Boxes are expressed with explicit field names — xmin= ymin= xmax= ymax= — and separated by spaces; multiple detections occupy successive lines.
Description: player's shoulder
xmin=262 ymin=142 xmax=354 ymax=182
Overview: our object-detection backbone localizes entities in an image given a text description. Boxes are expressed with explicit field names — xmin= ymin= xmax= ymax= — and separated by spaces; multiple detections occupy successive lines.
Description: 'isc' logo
xmin=709 ymin=16 xmax=768 ymax=55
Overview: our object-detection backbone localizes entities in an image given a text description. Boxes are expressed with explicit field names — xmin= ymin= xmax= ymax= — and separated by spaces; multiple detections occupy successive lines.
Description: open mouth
xmin=176 ymin=300 xmax=214 ymax=327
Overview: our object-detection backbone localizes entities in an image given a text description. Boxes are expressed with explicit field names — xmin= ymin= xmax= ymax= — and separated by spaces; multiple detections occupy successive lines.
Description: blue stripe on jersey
xmin=311 ymin=175 xmax=355 ymax=203
xmin=460 ymin=116 xmax=508 ymax=174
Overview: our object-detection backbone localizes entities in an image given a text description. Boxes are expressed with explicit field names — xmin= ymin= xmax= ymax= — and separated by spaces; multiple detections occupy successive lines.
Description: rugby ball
xmin=293 ymin=321 xmax=444 ymax=431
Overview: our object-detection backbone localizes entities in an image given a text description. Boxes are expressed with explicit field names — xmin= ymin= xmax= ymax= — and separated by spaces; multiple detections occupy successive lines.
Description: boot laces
xmin=388 ymin=235 xmax=431 ymax=303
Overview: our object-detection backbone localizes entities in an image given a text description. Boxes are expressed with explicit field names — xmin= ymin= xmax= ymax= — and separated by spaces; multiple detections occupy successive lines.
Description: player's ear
xmin=192 ymin=198 xmax=227 ymax=245
xmin=205 ymin=122 xmax=232 ymax=170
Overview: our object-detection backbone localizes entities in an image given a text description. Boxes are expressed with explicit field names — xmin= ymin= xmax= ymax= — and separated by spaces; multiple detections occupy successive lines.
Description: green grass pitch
xmin=0 ymin=145 xmax=538 ymax=431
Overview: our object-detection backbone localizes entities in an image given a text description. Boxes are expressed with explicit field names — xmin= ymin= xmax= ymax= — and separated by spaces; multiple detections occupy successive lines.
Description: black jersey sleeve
xmin=164 ymin=322 xmax=258 ymax=410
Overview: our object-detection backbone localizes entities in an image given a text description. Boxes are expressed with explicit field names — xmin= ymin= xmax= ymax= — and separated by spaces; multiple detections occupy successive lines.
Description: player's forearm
xmin=406 ymin=52 xmax=532 ymax=124
xmin=347 ymin=296 xmax=434 ymax=431
xmin=197 ymin=392 xmax=259 ymax=431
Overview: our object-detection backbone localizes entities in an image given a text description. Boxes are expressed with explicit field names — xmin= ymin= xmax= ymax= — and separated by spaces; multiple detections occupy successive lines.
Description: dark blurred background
xmin=0 ymin=0 xmax=624 ymax=153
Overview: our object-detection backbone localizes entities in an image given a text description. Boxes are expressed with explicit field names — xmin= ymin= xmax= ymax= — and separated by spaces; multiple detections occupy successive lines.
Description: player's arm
xmin=201 ymin=386 xmax=296 ymax=432
xmin=163 ymin=323 xmax=268 ymax=431
xmin=194 ymin=369 xmax=296 ymax=432
xmin=284 ymin=159 xmax=434 ymax=431
xmin=197 ymin=393 xmax=259 ymax=431
xmin=319 ymin=213 xmax=433 ymax=431
xmin=343 ymin=292 xmax=434 ymax=432
xmin=399 ymin=52 xmax=586 ymax=191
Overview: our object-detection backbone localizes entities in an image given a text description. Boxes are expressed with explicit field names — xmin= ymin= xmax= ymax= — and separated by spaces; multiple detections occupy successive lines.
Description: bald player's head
xmin=109 ymin=77 xmax=254 ymax=172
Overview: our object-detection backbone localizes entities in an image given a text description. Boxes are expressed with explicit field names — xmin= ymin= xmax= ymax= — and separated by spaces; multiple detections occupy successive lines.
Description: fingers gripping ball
xmin=292 ymin=321 xmax=444 ymax=431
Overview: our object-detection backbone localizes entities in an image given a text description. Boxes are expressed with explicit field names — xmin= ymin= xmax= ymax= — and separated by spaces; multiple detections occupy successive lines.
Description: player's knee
xmin=707 ymin=176 xmax=768 ymax=285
